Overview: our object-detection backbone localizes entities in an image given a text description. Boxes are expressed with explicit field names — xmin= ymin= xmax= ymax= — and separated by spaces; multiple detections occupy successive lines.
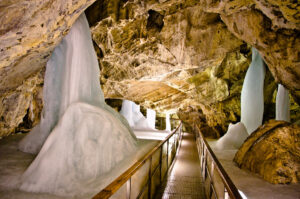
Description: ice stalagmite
xmin=165 ymin=113 xmax=171 ymax=131
xmin=19 ymin=14 xmax=137 ymax=196
xmin=146 ymin=109 xmax=156 ymax=129
xmin=120 ymin=100 xmax=154 ymax=130
xmin=215 ymin=122 xmax=249 ymax=150
xmin=276 ymin=84 xmax=290 ymax=122
xmin=215 ymin=48 xmax=265 ymax=150
xmin=132 ymin=102 xmax=154 ymax=130
xmin=241 ymin=48 xmax=266 ymax=134
xmin=120 ymin=100 xmax=134 ymax=127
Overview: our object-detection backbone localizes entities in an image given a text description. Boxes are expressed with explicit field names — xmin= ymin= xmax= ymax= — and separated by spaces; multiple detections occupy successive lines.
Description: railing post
xmin=159 ymin=145 xmax=163 ymax=183
xmin=148 ymin=156 xmax=152 ymax=199
xmin=126 ymin=178 xmax=131 ymax=199
xmin=166 ymin=140 xmax=169 ymax=170
xmin=195 ymin=125 xmax=242 ymax=199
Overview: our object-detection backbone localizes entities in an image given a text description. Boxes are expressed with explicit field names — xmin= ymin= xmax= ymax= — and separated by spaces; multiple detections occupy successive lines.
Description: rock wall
xmin=200 ymin=0 xmax=300 ymax=103
xmin=234 ymin=120 xmax=300 ymax=184
xmin=0 ymin=70 xmax=44 ymax=137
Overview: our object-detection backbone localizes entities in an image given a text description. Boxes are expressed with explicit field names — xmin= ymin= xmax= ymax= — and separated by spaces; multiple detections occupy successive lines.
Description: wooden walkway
xmin=155 ymin=132 xmax=205 ymax=199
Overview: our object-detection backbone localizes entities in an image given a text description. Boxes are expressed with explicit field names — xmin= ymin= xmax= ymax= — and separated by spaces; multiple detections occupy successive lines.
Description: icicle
xmin=165 ymin=113 xmax=171 ymax=131
xmin=146 ymin=109 xmax=156 ymax=129
xmin=276 ymin=84 xmax=290 ymax=122
xmin=19 ymin=13 xmax=137 ymax=196
xmin=241 ymin=48 xmax=266 ymax=134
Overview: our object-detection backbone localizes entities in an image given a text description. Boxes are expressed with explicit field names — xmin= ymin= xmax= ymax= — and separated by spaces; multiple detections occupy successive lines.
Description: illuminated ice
xmin=241 ymin=48 xmax=266 ymax=134
xmin=215 ymin=122 xmax=248 ymax=150
xmin=18 ymin=13 xmax=138 ymax=196
xmin=165 ymin=113 xmax=171 ymax=131
xmin=120 ymin=100 xmax=155 ymax=131
xmin=120 ymin=100 xmax=134 ymax=127
xmin=216 ymin=48 xmax=265 ymax=149
xmin=146 ymin=109 xmax=156 ymax=129
xmin=276 ymin=84 xmax=290 ymax=122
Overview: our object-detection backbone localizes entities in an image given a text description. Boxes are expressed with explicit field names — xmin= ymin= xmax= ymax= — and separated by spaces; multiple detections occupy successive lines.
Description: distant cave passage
xmin=146 ymin=9 xmax=164 ymax=32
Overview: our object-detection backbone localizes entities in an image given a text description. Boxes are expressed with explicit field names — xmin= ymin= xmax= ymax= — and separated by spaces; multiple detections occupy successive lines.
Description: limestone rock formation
xmin=234 ymin=120 xmax=300 ymax=184
xmin=200 ymin=0 xmax=300 ymax=103
xmin=0 ymin=70 xmax=43 ymax=137
xmin=90 ymin=0 xmax=253 ymax=135
xmin=91 ymin=0 xmax=244 ymax=112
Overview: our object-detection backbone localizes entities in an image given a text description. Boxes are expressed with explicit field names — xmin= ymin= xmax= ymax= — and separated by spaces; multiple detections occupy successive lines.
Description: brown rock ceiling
xmin=0 ymin=0 xmax=299 ymax=137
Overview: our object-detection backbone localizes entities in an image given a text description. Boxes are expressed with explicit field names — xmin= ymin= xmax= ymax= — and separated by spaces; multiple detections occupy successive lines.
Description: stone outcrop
xmin=91 ymin=0 xmax=244 ymax=112
xmin=200 ymin=0 xmax=300 ymax=103
xmin=0 ymin=70 xmax=44 ymax=137
xmin=234 ymin=120 xmax=300 ymax=184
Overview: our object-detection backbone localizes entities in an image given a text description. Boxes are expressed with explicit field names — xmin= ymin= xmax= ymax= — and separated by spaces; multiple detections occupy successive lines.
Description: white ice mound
xmin=120 ymin=100 xmax=155 ymax=131
xmin=215 ymin=122 xmax=248 ymax=150
xmin=241 ymin=47 xmax=266 ymax=134
xmin=276 ymin=84 xmax=290 ymax=122
xmin=18 ymin=13 xmax=138 ymax=196
xmin=20 ymin=102 xmax=137 ymax=196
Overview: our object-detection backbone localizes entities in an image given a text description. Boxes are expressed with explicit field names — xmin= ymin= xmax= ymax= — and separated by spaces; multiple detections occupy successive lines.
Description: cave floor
xmin=209 ymin=140 xmax=300 ymax=199
xmin=155 ymin=132 xmax=206 ymax=199
xmin=0 ymin=133 xmax=158 ymax=199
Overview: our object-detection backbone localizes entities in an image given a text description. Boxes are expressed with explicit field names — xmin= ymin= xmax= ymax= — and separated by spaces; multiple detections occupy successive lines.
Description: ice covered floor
xmin=0 ymin=134 xmax=158 ymax=199
xmin=209 ymin=140 xmax=300 ymax=199
xmin=134 ymin=129 xmax=171 ymax=140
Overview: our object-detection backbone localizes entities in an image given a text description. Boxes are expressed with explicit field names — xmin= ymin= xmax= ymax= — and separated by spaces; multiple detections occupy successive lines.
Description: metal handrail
xmin=194 ymin=125 xmax=242 ymax=199
xmin=93 ymin=123 xmax=183 ymax=199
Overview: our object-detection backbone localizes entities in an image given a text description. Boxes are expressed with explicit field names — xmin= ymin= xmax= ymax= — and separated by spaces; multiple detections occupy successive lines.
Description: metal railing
xmin=194 ymin=125 xmax=242 ymax=199
xmin=93 ymin=123 xmax=183 ymax=199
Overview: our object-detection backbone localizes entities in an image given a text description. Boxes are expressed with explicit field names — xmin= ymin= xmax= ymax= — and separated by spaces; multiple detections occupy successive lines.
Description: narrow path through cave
xmin=155 ymin=132 xmax=205 ymax=199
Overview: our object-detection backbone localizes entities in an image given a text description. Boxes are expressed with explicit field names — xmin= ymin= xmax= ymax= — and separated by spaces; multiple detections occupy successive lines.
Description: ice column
xmin=241 ymin=48 xmax=266 ymax=134
xmin=165 ymin=113 xmax=171 ymax=131
xmin=18 ymin=13 xmax=137 ymax=196
xmin=120 ymin=100 xmax=134 ymax=127
xmin=131 ymin=102 xmax=153 ymax=130
xmin=146 ymin=109 xmax=156 ymax=129
xmin=276 ymin=84 xmax=290 ymax=122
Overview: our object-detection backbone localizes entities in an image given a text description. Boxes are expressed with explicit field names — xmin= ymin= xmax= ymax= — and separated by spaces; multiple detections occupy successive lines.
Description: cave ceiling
xmin=0 ymin=0 xmax=299 ymax=137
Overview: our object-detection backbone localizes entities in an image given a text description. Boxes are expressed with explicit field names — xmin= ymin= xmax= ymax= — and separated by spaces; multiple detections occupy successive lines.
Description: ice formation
xmin=119 ymin=100 xmax=134 ymax=127
xmin=18 ymin=14 xmax=138 ymax=196
xmin=165 ymin=113 xmax=171 ymax=131
xmin=146 ymin=109 xmax=156 ymax=129
xmin=241 ymin=48 xmax=266 ymax=134
xmin=276 ymin=84 xmax=290 ymax=122
xmin=120 ymin=100 xmax=155 ymax=130
xmin=216 ymin=48 xmax=265 ymax=150
xmin=215 ymin=122 xmax=248 ymax=150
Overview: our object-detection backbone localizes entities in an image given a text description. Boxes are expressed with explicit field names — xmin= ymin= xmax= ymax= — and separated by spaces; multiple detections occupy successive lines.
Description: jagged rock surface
xmin=200 ymin=0 xmax=300 ymax=103
xmin=90 ymin=0 xmax=252 ymax=135
xmin=0 ymin=70 xmax=44 ymax=137
xmin=234 ymin=120 xmax=300 ymax=184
